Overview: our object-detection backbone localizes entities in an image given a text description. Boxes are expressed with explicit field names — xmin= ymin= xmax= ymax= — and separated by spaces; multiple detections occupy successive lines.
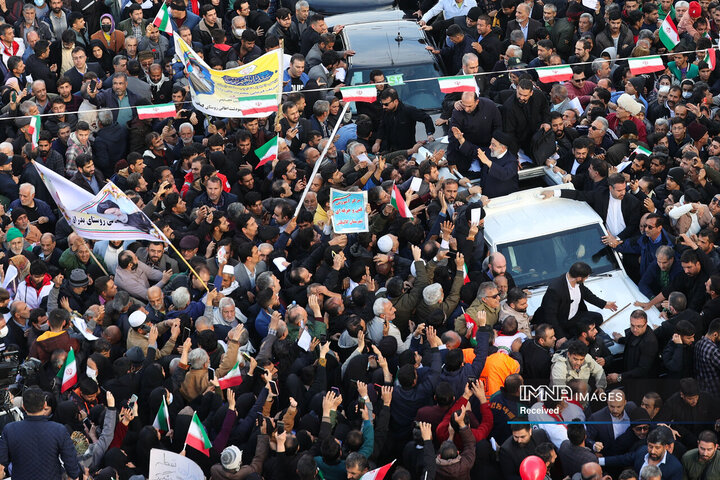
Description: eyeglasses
xmin=573 ymin=77 xmax=585 ymax=82
xmin=633 ymin=425 xmax=650 ymax=431
xmin=712 ymin=197 xmax=720 ymax=204
xmin=380 ymin=101 xmax=393 ymax=106
xmin=590 ymin=125 xmax=599 ymax=130
xmin=487 ymin=293 xmax=501 ymax=299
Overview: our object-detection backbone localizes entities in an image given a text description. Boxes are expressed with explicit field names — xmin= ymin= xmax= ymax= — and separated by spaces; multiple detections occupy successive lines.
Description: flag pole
xmin=275 ymin=39 xmax=285 ymax=130
xmin=294 ymin=101 xmax=350 ymax=217
xmin=162 ymin=235 xmax=210 ymax=292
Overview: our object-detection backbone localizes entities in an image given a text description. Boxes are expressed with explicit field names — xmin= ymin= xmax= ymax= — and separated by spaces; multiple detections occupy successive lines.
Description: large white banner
xmin=33 ymin=162 xmax=166 ymax=242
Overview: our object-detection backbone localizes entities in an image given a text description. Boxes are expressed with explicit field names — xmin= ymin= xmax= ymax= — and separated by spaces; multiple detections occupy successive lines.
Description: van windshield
xmin=496 ymin=224 xmax=620 ymax=289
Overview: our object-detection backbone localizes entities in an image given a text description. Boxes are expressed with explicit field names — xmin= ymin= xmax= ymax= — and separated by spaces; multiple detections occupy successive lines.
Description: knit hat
xmin=179 ymin=235 xmax=199 ymax=250
xmin=69 ymin=269 xmax=89 ymax=288
xmin=687 ymin=121 xmax=708 ymax=142
xmin=10 ymin=207 xmax=27 ymax=223
xmin=125 ymin=346 xmax=145 ymax=364
xmin=689 ymin=0 xmax=702 ymax=17
xmin=628 ymin=407 xmax=651 ymax=425
xmin=222 ymin=265 xmax=235 ymax=275
xmin=617 ymin=93 xmax=641 ymax=116
xmin=667 ymin=167 xmax=685 ymax=185
xmin=221 ymin=445 xmax=243 ymax=471
xmin=5 ymin=227 xmax=23 ymax=243
xmin=628 ymin=77 xmax=645 ymax=95
xmin=377 ymin=234 xmax=393 ymax=253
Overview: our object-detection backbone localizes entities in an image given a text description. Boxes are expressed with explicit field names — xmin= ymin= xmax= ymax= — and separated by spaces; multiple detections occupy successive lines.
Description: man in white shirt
xmin=418 ymin=0 xmax=478 ymax=26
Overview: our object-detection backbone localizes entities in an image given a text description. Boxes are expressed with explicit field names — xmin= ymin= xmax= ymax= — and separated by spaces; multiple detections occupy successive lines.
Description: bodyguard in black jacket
xmin=373 ymin=88 xmax=435 ymax=153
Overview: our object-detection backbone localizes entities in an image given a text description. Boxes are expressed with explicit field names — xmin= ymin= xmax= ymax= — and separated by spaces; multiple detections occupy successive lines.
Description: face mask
xmin=34 ymin=0 xmax=43 ymax=6
xmin=167 ymin=393 xmax=173 ymax=405
xmin=38 ymin=323 xmax=49 ymax=331
xmin=101 ymin=24 xmax=111 ymax=32
xmin=0 ymin=325 xmax=8 ymax=338
xmin=682 ymin=91 xmax=692 ymax=99
xmin=234 ymin=28 xmax=245 ymax=37
xmin=86 ymin=367 xmax=97 ymax=379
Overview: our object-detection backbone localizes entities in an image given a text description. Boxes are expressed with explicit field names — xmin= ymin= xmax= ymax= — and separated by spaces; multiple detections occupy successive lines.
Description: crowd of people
xmin=1 ymin=0 xmax=720 ymax=478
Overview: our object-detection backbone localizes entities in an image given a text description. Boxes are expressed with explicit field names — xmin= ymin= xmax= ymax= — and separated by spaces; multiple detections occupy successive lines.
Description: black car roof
xmin=328 ymin=11 xmax=437 ymax=70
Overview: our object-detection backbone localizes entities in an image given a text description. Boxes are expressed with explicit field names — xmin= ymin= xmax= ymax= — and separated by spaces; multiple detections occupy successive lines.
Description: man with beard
xmin=533 ymin=262 xmax=617 ymax=345
xmin=447 ymin=90 xmax=502 ymax=176
xmin=570 ymin=317 xmax=611 ymax=367
xmin=682 ymin=431 xmax=720 ymax=480
xmin=482 ymin=253 xmax=517 ymax=290
xmin=146 ymin=63 xmax=172 ymax=104
xmin=86 ymin=72 xmax=143 ymax=128
xmin=549 ymin=111 xmax=578 ymax=167
xmin=601 ymin=425 xmax=683 ymax=479
xmin=502 ymin=77 xmax=550 ymax=165
xmin=500 ymin=288 xmax=530 ymax=335
xmin=373 ymin=88 xmax=435 ymax=154
xmin=136 ymin=241 xmax=179 ymax=275
xmin=499 ymin=423 xmax=551 ymax=480
xmin=114 ymin=250 xmax=173 ymax=302
xmin=519 ymin=323 xmax=556 ymax=383
xmin=659 ymin=378 xmax=719 ymax=449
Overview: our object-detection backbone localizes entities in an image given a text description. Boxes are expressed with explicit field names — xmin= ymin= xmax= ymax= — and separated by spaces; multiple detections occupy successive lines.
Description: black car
xmin=308 ymin=0 xmax=394 ymax=15
xmin=328 ymin=10 xmax=448 ymax=113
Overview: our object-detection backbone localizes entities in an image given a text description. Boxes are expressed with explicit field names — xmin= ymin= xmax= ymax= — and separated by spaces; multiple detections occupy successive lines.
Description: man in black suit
xmin=586 ymin=389 xmax=637 ymax=455
xmin=533 ymin=262 xmax=617 ymax=345
xmin=65 ymin=47 xmax=106 ymax=93
xmin=541 ymin=173 xmax=641 ymax=242
xmin=505 ymin=3 xmax=543 ymax=43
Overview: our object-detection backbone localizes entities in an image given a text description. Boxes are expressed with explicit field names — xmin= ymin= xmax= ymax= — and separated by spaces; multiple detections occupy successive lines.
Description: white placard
xmin=410 ymin=177 xmax=423 ymax=193
xmin=72 ymin=316 xmax=98 ymax=341
xmin=273 ymin=257 xmax=289 ymax=272
xmin=582 ymin=0 xmax=598 ymax=9
xmin=357 ymin=153 xmax=370 ymax=165
xmin=149 ymin=448 xmax=204 ymax=480
xmin=471 ymin=207 xmax=482 ymax=225
xmin=335 ymin=67 xmax=347 ymax=83
xmin=298 ymin=328 xmax=312 ymax=351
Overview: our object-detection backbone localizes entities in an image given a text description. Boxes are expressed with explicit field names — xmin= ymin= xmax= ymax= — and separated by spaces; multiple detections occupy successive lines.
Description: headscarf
xmin=133 ymin=425 xmax=159 ymax=477
xmin=103 ymin=448 xmax=136 ymax=480
xmin=89 ymin=39 xmax=113 ymax=74
xmin=54 ymin=400 xmax=83 ymax=432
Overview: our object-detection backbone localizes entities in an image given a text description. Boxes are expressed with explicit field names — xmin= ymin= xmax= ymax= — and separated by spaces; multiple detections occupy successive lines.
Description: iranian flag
xmin=463 ymin=310 xmax=478 ymax=347
xmin=632 ymin=145 xmax=652 ymax=156
xmin=137 ymin=103 xmax=176 ymax=120
xmin=463 ymin=263 xmax=470 ymax=284
xmin=185 ymin=412 xmax=212 ymax=456
xmin=153 ymin=396 xmax=171 ymax=432
xmin=628 ymin=56 xmax=665 ymax=75
xmin=57 ymin=347 xmax=77 ymax=393
xmin=390 ymin=184 xmax=412 ymax=218
xmin=238 ymin=94 xmax=278 ymax=116
xmin=340 ymin=85 xmax=377 ymax=103
xmin=536 ymin=65 xmax=573 ymax=83
xmin=28 ymin=115 xmax=40 ymax=148
xmin=360 ymin=460 xmax=395 ymax=480
xmin=218 ymin=361 xmax=244 ymax=389
xmin=705 ymin=48 xmax=716 ymax=71
xmin=659 ymin=15 xmax=679 ymax=51
xmin=437 ymin=75 xmax=476 ymax=93
xmin=254 ymin=137 xmax=278 ymax=169
xmin=153 ymin=3 xmax=173 ymax=35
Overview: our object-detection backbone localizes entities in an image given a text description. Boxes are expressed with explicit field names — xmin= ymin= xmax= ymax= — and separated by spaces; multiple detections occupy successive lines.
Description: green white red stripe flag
xmin=659 ymin=15 xmax=679 ymax=50
xmin=360 ymin=460 xmax=396 ymax=480
xmin=153 ymin=3 xmax=173 ymax=35
xmin=218 ymin=361 xmax=244 ymax=389
xmin=390 ymin=184 xmax=412 ymax=218
xmin=705 ymin=48 xmax=716 ymax=71
xmin=237 ymin=94 xmax=278 ymax=116
xmin=463 ymin=263 xmax=470 ymax=284
xmin=536 ymin=65 xmax=573 ymax=83
xmin=153 ymin=395 xmax=171 ymax=432
xmin=28 ymin=115 xmax=40 ymax=148
xmin=437 ymin=75 xmax=476 ymax=93
xmin=137 ymin=103 xmax=176 ymax=120
xmin=185 ymin=411 xmax=212 ymax=456
xmin=633 ymin=145 xmax=652 ymax=156
xmin=628 ymin=56 xmax=665 ymax=75
xmin=57 ymin=347 xmax=77 ymax=393
xmin=340 ymin=85 xmax=377 ymax=103
xmin=254 ymin=136 xmax=278 ymax=169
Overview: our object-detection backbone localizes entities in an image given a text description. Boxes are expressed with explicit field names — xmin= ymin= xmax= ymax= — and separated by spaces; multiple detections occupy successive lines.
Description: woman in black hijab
xmin=103 ymin=448 xmax=137 ymax=480
xmin=89 ymin=39 xmax=114 ymax=75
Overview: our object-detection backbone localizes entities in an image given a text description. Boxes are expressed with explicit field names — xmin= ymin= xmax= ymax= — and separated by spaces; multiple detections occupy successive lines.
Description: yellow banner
xmin=173 ymin=36 xmax=282 ymax=118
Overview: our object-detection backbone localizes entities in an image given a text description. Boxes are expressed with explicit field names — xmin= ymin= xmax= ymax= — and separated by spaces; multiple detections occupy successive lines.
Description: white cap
xmin=222 ymin=265 xmax=235 ymax=275
xmin=128 ymin=310 xmax=147 ymax=328
xmin=377 ymin=234 xmax=393 ymax=253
